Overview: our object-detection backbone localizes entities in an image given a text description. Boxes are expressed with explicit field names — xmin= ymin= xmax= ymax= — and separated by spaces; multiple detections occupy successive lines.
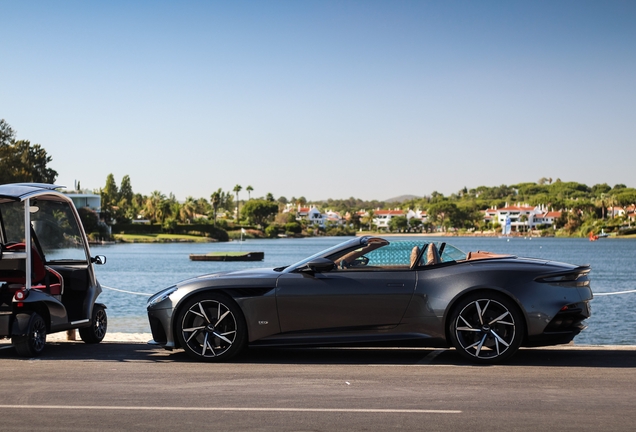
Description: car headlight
xmin=147 ymin=286 xmax=178 ymax=306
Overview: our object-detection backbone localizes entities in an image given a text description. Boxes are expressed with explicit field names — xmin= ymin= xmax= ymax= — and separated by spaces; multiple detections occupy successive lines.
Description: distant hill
xmin=384 ymin=194 xmax=420 ymax=203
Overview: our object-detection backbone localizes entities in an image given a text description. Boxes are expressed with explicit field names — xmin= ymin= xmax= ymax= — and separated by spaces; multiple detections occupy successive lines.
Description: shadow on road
xmin=1 ymin=341 xmax=635 ymax=368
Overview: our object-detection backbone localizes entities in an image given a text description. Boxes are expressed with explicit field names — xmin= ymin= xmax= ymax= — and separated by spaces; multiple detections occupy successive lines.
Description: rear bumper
xmin=526 ymin=300 xmax=591 ymax=347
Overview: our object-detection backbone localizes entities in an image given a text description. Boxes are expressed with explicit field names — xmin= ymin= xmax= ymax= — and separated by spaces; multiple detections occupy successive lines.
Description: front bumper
xmin=147 ymin=307 xmax=176 ymax=349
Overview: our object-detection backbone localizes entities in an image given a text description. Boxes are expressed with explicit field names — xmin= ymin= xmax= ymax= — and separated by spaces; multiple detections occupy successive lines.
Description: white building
xmin=485 ymin=205 xmax=562 ymax=231
xmin=65 ymin=193 xmax=101 ymax=214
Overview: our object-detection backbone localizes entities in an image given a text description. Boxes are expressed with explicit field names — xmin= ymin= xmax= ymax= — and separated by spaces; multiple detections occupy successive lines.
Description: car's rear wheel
xmin=12 ymin=312 xmax=47 ymax=357
xmin=448 ymin=292 xmax=524 ymax=364
xmin=175 ymin=293 xmax=246 ymax=362
xmin=79 ymin=305 xmax=108 ymax=344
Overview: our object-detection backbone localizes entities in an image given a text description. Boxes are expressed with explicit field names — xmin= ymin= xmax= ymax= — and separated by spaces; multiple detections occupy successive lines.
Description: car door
xmin=275 ymin=268 xmax=416 ymax=334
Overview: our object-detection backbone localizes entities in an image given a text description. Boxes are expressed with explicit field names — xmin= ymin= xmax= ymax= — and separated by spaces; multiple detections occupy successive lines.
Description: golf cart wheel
xmin=79 ymin=304 xmax=108 ymax=344
xmin=12 ymin=312 xmax=47 ymax=357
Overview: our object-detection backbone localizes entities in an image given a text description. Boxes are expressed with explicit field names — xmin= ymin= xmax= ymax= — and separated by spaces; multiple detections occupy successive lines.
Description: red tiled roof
xmin=544 ymin=211 xmax=561 ymax=218
xmin=497 ymin=206 xmax=536 ymax=212
xmin=374 ymin=210 xmax=405 ymax=216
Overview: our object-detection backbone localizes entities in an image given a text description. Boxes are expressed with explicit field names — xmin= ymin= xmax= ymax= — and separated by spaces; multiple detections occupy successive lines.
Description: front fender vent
xmin=224 ymin=287 xmax=274 ymax=298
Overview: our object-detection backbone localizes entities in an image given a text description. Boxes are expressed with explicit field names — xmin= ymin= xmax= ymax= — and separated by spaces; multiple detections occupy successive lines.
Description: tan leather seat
xmin=410 ymin=246 xmax=421 ymax=267
xmin=425 ymin=243 xmax=441 ymax=265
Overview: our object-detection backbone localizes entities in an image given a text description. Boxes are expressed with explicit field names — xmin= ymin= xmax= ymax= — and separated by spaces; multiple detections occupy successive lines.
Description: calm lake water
xmin=91 ymin=236 xmax=636 ymax=345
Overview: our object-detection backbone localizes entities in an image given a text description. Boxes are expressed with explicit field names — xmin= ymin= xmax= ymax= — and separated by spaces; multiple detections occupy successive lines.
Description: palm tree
xmin=180 ymin=196 xmax=197 ymax=223
xmin=144 ymin=191 xmax=164 ymax=223
xmin=246 ymin=185 xmax=253 ymax=200
xmin=520 ymin=214 xmax=528 ymax=234
xmin=233 ymin=184 xmax=242 ymax=222
xmin=210 ymin=189 xmax=221 ymax=227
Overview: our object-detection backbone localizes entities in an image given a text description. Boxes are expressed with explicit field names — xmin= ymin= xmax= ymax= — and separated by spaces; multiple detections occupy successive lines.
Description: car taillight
xmin=14 ymin=289 xmax=28 ymax=301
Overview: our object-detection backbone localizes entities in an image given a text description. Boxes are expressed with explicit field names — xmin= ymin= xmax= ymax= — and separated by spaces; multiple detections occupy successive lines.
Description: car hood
xmin=176 ymin=267 xmax=281 ymax=289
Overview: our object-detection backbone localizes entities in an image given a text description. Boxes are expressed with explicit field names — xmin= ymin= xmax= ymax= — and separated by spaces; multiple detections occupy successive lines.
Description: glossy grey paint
xmin=147 ymin=237 xmax=592 ymax=351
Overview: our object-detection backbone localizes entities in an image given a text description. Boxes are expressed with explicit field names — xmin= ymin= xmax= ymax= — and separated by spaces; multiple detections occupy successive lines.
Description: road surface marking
xmin=0 ymin=405 xmax=461 ymax=414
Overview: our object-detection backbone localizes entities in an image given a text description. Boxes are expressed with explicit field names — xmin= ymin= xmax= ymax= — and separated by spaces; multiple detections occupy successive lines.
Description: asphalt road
xmin=0 ymin=341 xmax=635 ymax=431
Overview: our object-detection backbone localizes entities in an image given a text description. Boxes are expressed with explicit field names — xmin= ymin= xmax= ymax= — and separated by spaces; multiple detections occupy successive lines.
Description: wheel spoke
xmin=212 ymin=331 xmax=233 ymax=345
xmin=457 ymin=326 xmax=481 ymax=332
xmin=201 ymin=333 xmax=209 ymax=356
xmin=475 ymin=301 xmax=484 ymax=325
xmin=459 ymin=316 xmax=474 ymax=328
xmin=214 ymin=310 xmax=231 ymax=327
xmin=468 ymin=334 xmax=487 ymax=357
xmin=206 ymin=339 xmax=216 ymax=357
xmin=198 ymin=303 xmax=211 ymax=323
xmin=490 ymin=329 xmax=511 ymax=348
xmin=183 ymin=325 xmax=205 ymax=344
xmin=488 ymin=311 xmax=512 ymax=326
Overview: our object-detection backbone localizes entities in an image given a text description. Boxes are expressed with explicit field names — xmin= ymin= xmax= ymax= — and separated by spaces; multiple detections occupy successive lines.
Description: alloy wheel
xmin=454 ymin=298 xmax=516 ymax=360
xmin=180 ymin=299 xmax=237 ymax=358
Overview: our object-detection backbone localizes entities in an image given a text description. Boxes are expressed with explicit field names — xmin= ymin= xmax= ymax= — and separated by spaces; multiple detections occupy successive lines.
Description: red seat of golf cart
xmin=1 ymin=243 xmax=63 ymax=295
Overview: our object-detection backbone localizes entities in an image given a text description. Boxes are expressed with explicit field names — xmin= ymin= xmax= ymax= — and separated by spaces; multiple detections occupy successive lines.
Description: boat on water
xmin=589 ymin=229 xmax=609 ymax=241
xmin=189 ymin=251 xmax=264 ymax=261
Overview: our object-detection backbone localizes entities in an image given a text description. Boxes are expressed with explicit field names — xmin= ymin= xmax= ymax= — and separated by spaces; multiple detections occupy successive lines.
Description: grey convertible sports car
xmin=147 ymin=236 xmax=592 ymax=364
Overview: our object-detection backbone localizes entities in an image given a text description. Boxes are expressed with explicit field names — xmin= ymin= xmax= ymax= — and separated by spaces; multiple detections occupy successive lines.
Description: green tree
xmin=246 ymin=185 xmax=253 ymax=200
xmin=427 ymin=201 xmax=459 ymax=231
xmin=0 ymin=140 xmax=58 ymax=184
xmin=388 ymin=216 xmax=408 ymax=232
xmin=0 ymin=119 xmax=16 ymax=147
xmin=241 ymin=199 xmax=279 ymax=227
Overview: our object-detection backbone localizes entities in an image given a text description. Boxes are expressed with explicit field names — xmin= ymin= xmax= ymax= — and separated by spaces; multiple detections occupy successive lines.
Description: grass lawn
xmin=114 ymin=233 xmax=214 ymax=243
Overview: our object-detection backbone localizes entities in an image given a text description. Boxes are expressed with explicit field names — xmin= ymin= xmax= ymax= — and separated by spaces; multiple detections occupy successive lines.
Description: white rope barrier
xmin=594 ymin=289 xmax=636 ymax=296
xmin=100 ymin=284 xmax=635 ymax=298
xmin=101 ymin=285 xmax=151 ymax=297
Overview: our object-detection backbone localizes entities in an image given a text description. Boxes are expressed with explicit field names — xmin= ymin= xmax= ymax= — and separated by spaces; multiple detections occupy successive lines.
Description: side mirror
xmin=92 ymin=255 xmax=107 ymax=265
xmin=302 ymin=258 xmax=336 ymax=273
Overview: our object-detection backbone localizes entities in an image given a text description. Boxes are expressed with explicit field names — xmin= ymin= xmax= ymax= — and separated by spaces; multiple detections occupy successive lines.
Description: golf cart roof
xmin=0 ymin=183 xmax=65 ymax=201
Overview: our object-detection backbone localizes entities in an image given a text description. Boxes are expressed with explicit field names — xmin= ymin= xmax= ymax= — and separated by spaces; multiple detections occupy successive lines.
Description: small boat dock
xmin=189 ymin=251 xmax=264 ymax=262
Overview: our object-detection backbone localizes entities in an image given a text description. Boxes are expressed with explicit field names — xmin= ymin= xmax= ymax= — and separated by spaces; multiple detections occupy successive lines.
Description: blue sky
xmin=2 ymin=1 xmax=635 ymax=201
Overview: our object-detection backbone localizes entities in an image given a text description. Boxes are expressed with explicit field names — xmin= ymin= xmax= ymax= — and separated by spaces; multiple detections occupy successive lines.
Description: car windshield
xmin=284 ymin=237 xmax=364 ymax=272
xmin=284 ymin=238 xmax=468 ymax=272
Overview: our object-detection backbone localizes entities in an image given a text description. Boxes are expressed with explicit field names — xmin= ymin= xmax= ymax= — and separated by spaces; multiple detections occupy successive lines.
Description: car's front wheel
xmin=448 ymin=292 xmax=525 ymax=364
xmin=175 ymin=293 xmax=246 ymax=362
xmin=12 ymin=312 xmax=47 ymax=357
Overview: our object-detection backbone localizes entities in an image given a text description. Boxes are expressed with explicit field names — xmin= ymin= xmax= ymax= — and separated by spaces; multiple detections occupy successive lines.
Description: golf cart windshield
xmin=1 ymin=198 xmax=89 ymax=263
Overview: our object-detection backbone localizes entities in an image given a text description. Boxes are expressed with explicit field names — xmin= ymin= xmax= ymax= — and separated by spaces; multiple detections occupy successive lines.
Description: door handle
xmin=387 ymin=283 xmax=405 ymax=287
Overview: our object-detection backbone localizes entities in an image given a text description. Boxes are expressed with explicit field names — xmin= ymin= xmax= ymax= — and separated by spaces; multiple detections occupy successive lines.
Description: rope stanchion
xmin=101 ymin=285 xmax=151 ymax=296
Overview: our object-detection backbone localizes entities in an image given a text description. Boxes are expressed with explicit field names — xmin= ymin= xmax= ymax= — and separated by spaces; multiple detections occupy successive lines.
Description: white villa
xmin=483 ymin=205 xmax=562 ymax=231
xmin=286 ymin=205 xmax=343 ymax=228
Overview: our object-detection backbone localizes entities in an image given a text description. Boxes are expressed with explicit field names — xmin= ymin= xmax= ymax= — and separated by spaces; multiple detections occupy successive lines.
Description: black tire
xmin=448 ymin=292 xmax=525 ymax=364
xmin=79 ymin=305 xmax=108 ymax=344
xmin=175 ymin=293 xmax=247 ymax=362
xmin=12 ymin=312 xmax=47 ymax=357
